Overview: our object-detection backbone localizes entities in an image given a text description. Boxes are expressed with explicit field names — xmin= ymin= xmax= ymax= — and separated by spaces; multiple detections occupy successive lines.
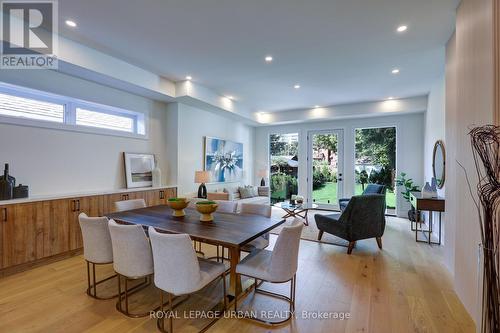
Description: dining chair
xmin=108 ymin=219 xmax=154 ymax=317
xmin=214 ymin=200 xmax=237 ymax=213
xmin=114 ymin=198 xmax=146 ymax=212
xmin=239 ymin=203 xmax=272 ymax=252
xmin=235 ymin=218 xmax=303 ymax=325
xmin=79 ymin=213 xmax=117 ymax=300
xmin=148 ymin=227 xmax=227 ymax=333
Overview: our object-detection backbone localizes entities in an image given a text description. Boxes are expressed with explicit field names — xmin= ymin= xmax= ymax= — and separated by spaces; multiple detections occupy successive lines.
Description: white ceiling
xmin=58 ymin=0 xmax=458 ymax=112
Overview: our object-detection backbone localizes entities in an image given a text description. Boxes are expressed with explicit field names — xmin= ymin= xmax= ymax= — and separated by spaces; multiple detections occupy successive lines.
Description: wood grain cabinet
xmin=0 ymin=187 xmax=176 ymax=275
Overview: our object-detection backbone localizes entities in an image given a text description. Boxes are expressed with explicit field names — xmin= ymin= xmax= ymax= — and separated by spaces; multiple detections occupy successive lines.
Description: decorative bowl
xmin=167 ymin=198 xmax=189 ymax=217
xmin=195 ymin=201 xmax=218 ymax=222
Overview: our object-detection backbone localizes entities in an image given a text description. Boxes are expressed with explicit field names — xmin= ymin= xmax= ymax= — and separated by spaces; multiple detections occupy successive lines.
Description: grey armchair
xmin=315 ymin=194 xmax=386 ymax=254
xmin=338 ymin=183 xmax=386 ymax=211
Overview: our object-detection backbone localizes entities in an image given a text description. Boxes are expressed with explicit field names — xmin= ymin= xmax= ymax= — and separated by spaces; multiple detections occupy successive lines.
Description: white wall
xmin=167 ymin=103 xmax=255 ymax=196
xmin=254 ymin=113 xmax=425 ymax=217
xmin=0 ymin=70 xmax=171 ymax=196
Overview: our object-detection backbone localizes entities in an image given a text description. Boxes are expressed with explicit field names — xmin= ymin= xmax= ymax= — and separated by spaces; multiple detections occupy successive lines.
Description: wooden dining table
xmin=106 ymin=205 xmax=285 ymax=296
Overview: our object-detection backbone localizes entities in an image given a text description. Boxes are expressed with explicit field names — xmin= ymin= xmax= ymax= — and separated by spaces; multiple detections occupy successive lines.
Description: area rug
xmin=270 ymin=208 xmax=349 ymax=247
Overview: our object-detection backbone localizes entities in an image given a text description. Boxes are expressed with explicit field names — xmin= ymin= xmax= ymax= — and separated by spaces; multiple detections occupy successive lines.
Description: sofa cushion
xmin=237 ymin=196 xmax=270 ymax=206
xmin=239 ymin=186 xmax=255 ymax=199
xmin=207 ymin=192 xmax=230 ymax=201
xmin=224 ymin=186 xmax=240 ymax=200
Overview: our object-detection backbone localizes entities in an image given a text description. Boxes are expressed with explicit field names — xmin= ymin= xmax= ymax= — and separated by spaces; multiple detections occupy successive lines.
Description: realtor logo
xmin=1 ymin=0 xmax=58 ymax=69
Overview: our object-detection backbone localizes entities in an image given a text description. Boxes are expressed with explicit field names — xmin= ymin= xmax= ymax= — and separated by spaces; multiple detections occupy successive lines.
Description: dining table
xmin=106 ymin=205 xmax=285 ymax=296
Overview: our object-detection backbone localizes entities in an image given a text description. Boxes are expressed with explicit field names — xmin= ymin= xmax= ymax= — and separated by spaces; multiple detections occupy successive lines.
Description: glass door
xmin=307 ymin=130 xmax=344 ymax=209
xmin=269 ymin=133 xmax=299 ymax=204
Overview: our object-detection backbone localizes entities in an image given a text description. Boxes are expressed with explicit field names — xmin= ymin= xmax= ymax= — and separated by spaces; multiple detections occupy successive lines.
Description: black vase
xmin=0 ymin=163 xmax=14 ymax=200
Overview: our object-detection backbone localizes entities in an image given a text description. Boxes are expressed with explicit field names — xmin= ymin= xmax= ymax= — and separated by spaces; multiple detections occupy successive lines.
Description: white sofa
xmin=185 ymin=185 xmax=270 ymax=209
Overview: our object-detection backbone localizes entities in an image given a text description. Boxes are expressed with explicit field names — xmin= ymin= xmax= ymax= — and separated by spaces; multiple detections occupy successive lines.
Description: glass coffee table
xmin=273 ymin=202 xmax=318 ymax=226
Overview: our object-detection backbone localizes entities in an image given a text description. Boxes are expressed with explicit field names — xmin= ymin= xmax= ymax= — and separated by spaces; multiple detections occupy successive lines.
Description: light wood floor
xmin=0 ymin=214 xmax=475 ymax=333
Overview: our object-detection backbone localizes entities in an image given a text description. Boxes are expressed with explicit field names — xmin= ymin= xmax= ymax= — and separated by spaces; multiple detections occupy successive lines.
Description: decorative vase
xmin=430 ymin=177 xmax=438 ymax=197
xmin=152 ymin=159 xmax=162 ymax=188
xmin=421 ymin=182 xmax=434 ymax=198
xmin=0 ymin=163 xmax=15 ymax=200
xmin=167 ymin=198 xmax=189 ymax=217
xmin=196 ymin=201 xmax=218 ymax=222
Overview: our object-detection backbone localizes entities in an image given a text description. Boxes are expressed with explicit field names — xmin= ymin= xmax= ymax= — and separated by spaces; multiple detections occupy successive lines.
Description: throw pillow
xmin=239 ymin=186 xmax=254 ymax=199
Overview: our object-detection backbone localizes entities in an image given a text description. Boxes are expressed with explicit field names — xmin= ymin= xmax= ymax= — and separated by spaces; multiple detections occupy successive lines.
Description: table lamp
xmin=258 ymin=169 xmax=268 ymax=186
xmin=195 ymin=171 xmax=210 ymax=198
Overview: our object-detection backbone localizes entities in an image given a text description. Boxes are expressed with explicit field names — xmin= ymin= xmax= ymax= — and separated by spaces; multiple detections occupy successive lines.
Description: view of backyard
xmin=270 ymin=127 xmax=396 ymax=211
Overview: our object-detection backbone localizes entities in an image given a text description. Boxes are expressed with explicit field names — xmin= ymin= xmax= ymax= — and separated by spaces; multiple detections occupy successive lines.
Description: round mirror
xmin=432 ymin=140 xmax=446 ymax=189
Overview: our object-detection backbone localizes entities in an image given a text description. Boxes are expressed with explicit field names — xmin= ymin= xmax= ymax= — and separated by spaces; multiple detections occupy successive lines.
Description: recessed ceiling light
xmin=227 ymin=95 xmax=234 ymax=100
xmin=265 ymin=56 xmax=273 ymax=63
xmin=397 ymin=25 xmax=408 ymax=33
xmin=387 ymin=97 xmax=394 ymax=100
xmin=391 ymin=69 xmax=400 ymax=74
xmin=294 ymin=84 xmax=301 ymax=89
xmin=185 ymin=75 xmax=192 ymax=80
xmin=65 ymin=20 xmax=77 ymax=27
xmin=314 ymin=105 xmax=320 ymax=108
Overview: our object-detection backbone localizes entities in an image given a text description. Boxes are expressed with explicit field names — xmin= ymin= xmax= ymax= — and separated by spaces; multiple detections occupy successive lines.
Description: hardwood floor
xmin=0 ymin=214 xmax=475 ymax=333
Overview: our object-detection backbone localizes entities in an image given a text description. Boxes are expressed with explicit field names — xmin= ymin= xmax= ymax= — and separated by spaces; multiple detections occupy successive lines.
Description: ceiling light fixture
xmin=227 ymin=95 xmax=234 ymax=100
xmin=314 ymin=105 xmax=320 ymax=108
xmin=65 ymin=20 xmax=77 ymax=27
xmin=391 ymin=68 xmax=400 ymax=74
xmin=185 ymin=75 xmax=192 ymax=80
xmin=387 ymin=97 xmax=394 ymax=100
xmin=397 ymin=25 xmax=408 ymax=33
xmin=265 ymin=56 xmax=273 ymax=63
xmin=294 ymin=84 xmax=301 ymax=89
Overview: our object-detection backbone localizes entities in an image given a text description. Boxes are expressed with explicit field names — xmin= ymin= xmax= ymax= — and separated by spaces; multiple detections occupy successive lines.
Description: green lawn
xmin=272 ymin=182 xmax=396 ymax=208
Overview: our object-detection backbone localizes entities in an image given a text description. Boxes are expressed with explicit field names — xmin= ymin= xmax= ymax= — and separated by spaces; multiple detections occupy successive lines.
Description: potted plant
xmin=395 ymin=172 xmax=421 ymax=221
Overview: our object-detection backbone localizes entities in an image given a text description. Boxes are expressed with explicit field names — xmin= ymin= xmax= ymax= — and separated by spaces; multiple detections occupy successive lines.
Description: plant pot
xmin=167 ymin=198 xmax=189 ymax=217
xmin=408 ymin=208 xmax=420 ymax=222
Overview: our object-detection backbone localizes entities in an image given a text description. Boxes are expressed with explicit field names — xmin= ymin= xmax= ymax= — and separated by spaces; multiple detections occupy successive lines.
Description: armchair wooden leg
xmin=347 ymin=241 xmax=356 ymax=254
xmin=318 ymin=230 xmax=324 ymax=241
xmin=376 ymin=237 xmax=383 ymax=249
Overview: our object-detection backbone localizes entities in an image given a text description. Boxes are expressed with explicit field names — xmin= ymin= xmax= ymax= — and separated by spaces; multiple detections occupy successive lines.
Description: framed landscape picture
xmin=123 ymin=153 xmax=155 ymax=188
xmin=204 ymin=137 xmax=243 ymax=183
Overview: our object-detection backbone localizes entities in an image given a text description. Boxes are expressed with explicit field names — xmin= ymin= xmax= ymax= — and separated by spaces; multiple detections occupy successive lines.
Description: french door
xmin=307 ymin=129 xmax=344 ymax=210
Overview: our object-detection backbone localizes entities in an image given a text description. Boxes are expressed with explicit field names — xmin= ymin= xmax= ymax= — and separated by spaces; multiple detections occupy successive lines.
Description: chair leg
xmin=318 ymin=230 xmax=324 ymax=241
xmin=86 ymin=261 xmax=118 ymax=300
xmin=376 ymin=237 xmax=383 ymax=249
xmin=115 ymin=274 xmax=153 ymax=318
xmin=347 ymin=241 xmax=356 ymax=254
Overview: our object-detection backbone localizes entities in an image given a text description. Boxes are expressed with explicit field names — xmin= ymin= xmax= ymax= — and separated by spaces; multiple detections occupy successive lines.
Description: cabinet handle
xmin=2 ymin=208 xmax=7 ymax=222
xmin=72 ymin=200 xmax=76 ymax=212
xmin=159 ymin=190 xmax=164 ymax=199
xmin=76 ymin=200 xmax=81 ymax=211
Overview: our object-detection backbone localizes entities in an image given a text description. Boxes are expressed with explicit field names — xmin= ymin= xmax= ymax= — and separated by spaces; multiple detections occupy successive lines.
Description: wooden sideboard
xmin=0 ymin=186 xmax=176 ymax=277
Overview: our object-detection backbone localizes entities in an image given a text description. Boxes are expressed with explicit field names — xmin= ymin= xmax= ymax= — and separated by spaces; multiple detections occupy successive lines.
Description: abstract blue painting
xmin=204 ymin=137 xmax=243 ymax=183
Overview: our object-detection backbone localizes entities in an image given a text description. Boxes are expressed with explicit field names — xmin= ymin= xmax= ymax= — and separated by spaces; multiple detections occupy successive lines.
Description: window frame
xmin=0 ymin=82 xmax=149 ymax=139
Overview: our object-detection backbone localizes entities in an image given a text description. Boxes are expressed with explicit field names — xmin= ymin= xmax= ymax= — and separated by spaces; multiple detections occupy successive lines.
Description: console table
xmin=410 ymin=192 xmax=445 ymax=245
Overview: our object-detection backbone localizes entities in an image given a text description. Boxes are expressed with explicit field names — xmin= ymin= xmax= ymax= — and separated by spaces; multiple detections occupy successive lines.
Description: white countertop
xmin=0 ymin=185 xmax=177 ymax=206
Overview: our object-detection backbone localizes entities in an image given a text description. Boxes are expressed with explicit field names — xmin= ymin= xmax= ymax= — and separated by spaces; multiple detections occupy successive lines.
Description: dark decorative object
xmin=194 ymin=171 xmax=210 ymax=199
xmin=395 ymin=172 xmax=421 ymax=222
xmin=0 ymin=163 xmax=15 ymax=200
xmin=197 ymin=184 xmax=207 ymax=199
xmin=458 ymin=125 xmax=500 ymax=333
xmin=13 ymin=184 xmax=29 ymax=199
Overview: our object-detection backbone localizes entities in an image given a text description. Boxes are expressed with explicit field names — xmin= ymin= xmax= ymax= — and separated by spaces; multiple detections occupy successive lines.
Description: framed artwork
xmin=204 ymin=137 xmax=243 ymax=183
xmin=123 ymin=153 xmax=155 ymax=188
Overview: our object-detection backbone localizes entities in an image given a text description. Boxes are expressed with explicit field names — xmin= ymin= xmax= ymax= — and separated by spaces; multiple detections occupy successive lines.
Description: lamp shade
xmin=194 ymin=171 xmax=211 ymax=183
xmin=257 ymin=169 xmax=268 ymax=178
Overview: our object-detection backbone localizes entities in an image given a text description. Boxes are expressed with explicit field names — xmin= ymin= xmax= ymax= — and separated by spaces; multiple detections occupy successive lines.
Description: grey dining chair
xmin=149 ymin=227 xmax=227 ymax=333
xmin=79 ymin=213 xmax=117 ymax=300
xmin=114 ymin=198 xmax=146 ymax=212
xmin=235 ymin=218 xmax=303 ymax=325
xmin=239 ymin=203 xmax=272 ymax=252
xmin=108 ymin=219 xmax=153 ymax=317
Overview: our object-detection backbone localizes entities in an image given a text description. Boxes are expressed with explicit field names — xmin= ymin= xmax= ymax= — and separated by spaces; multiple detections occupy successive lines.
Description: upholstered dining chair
xmin=239 ymin=203 xmax=272 ymax=252
xmin=79 ymin=213 xmax=117 ymax=300
xmin=315 ymin=194 xmax=386 ymax=254
xmin=149 ymin=227 xmax=227 ymax=333
xmin=114 ymin=198 xmax=146 ymax=212
xmin=338 ymin=183 xmax=386 ymax=211
xmin=235 ymin=218 xmax=303 ymax=325
xmin=214 ymin=200 xmax=238 ymax=213
xmin=108 ymin=219 xmax=154 ymax=317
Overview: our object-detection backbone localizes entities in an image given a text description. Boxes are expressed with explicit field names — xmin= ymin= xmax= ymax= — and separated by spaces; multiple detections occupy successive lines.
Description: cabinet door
xmin=2 ymin=202 xmax=46 ymax=268
xmin=46 ymin=199 xmax=71 ymax=257
xmin=68 ymin=196 xmax=101 ymax=250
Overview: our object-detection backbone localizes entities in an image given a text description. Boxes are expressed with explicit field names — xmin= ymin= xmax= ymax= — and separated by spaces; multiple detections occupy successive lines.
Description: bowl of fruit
xmin=167 ymin=198 xmax=190 ymax=217
xmin=195 ymin=201 xmax=218 ymax=222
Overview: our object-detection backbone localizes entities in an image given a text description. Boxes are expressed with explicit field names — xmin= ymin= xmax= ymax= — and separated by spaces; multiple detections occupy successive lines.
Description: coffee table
xmin=273 ymin=202 xmax=318 ymax=226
